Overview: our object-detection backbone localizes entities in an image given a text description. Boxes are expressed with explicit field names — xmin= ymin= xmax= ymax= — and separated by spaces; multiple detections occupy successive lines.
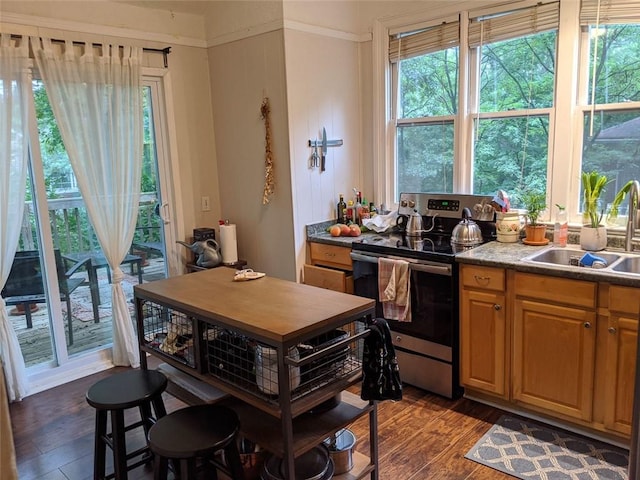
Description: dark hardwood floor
xmin=10 ymin=361 xmax=513 ymax=480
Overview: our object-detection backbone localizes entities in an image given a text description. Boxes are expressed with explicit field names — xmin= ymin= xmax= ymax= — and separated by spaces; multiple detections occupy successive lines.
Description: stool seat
xmin=87 ymin=369 xmax=168 ymax=410
xmin=87 ymin=369 xmax=167 ymax=480
xmin=149 ymin=405 xmax=244 ymax=479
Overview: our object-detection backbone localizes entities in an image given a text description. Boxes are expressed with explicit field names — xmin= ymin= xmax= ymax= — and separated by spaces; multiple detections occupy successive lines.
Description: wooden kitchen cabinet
xmin=601 ymin=285 xmax=639 ymax=436
xmin=305 ymin=242 xmax=354 ymax=293
xmin=459 ymin=265 xmax=508 ymax=398
xmin=512 ymin=273 xmax=597 ymax=422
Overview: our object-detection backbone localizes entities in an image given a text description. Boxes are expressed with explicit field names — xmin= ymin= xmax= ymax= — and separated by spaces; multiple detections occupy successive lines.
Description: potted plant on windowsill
xmin=581 ymin=171 xmax=610 ymax=251
xmin=521 ymin=189 xmax=548 ymax=245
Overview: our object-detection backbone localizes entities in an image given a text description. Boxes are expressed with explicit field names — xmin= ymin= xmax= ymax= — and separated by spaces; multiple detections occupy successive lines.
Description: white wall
xmin=284 ymin=29 xmax=366 ymax=280
xmin=208 ymin=30 xmax=297 ymax=281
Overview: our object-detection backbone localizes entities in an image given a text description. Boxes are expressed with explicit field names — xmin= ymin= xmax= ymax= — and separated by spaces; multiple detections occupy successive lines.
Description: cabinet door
xmin=460 ymin=289 xmax=507 ymax=397
xmin=603 ymin=313 xmax=637 ymax=436
xmin=513 ymin=299 xmax=596 ymax=421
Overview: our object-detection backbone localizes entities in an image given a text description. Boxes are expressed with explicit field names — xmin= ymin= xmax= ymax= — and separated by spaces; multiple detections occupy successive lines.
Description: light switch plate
xmin=201 ymin=196 xmax=211 ymax=211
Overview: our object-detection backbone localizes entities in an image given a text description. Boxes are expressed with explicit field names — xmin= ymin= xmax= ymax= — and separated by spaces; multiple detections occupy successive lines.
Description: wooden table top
xmin=134 ymin=268 xmax=375 ymax=345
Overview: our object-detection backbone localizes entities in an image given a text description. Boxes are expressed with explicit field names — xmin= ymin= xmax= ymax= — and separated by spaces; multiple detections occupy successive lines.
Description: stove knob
xmin=408 ymin=200 xmax=416 ymax=209
xmin=400 ymin=200 xmax=408 ymax=208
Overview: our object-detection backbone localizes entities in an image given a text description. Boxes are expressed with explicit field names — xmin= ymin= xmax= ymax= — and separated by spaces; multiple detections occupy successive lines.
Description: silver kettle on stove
xmin=451 ymin=207 xmax=484 ymax=252
xmin=396 ymin=209 xmax=424 ymax=236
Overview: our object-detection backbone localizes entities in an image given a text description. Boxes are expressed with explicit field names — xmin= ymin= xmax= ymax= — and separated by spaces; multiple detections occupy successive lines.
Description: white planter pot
xmin=580 ymin=226 xmax=607 ymax=251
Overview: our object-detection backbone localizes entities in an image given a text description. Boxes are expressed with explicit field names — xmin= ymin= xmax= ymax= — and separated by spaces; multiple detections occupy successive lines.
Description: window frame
xmin=375 ymin=0 xmax=640 ymax=226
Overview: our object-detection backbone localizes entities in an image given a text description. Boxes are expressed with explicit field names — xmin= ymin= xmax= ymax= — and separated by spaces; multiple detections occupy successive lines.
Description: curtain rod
xmin=10 ymin=34 xmax=171 ymax=68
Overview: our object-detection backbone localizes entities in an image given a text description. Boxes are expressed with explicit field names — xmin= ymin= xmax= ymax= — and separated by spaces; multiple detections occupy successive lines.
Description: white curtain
xmin=31 ymin=38 xmax=143 ymax=367
xmin=0 ymin=34 xmax=31 ymax=402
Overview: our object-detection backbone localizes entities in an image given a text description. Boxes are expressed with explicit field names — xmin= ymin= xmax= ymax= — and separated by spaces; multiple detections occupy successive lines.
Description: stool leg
xmin=151 ymin=394 xmax=167 ymax=420
xmin=181 ymin=458 xmax=196 ymax=480
xmin=138 ymin=402 xmax=154 ymax=466
xmin=153 ymin=455 xmax=168 ymax=480
xmin=94 ymin=410 xmax=108 ymax=480
xmin=111 ymin=409 xmax=128 ymax=480
xmin=139 ymin=402 xmax=154 ymax=438
xmin=223 ymin=443 xmax=245 ymax=480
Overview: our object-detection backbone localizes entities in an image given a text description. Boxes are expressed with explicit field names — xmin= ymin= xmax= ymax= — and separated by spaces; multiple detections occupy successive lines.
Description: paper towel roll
xmin=220 ymin=224 xmax=238 ymax=265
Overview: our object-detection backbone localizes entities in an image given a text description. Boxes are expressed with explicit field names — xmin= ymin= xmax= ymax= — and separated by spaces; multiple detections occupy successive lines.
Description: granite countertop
xmin=306 ymin=221 xmax=374 ymax=247
xmin=456 ymin=241 xmax=640 ymax=288
xmin=306 ymin=224 xmax=640 ymax=288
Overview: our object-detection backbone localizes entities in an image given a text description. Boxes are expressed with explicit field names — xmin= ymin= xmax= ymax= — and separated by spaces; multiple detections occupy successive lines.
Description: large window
xmin=471 ymin=27 xmax=556 ymax=200
xmin=392 ymin=20 xmax=459 ymax=194
xmin=383 ymin=0 xmax=640 ymax=224
xmin=578 ymin=17 xmax=640 ymax=223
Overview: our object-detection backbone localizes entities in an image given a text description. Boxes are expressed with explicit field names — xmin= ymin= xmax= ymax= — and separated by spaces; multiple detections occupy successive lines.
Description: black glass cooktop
xmin=351 ymin=214 xmax=497 ymax=263
xmin=351 ymin=232 xmax=459 ymax=263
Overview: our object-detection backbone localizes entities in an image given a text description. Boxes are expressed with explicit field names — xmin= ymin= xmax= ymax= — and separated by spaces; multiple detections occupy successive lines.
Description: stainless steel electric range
xmin=350 ymin=193 xmax=496 ymax=399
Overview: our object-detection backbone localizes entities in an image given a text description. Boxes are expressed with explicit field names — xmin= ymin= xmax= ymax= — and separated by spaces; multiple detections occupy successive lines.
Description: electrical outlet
xmin=201 ymin=196 xmax=211 ymax=211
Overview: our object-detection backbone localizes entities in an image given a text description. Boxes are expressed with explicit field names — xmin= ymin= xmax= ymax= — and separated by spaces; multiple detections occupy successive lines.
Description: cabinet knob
xmin=608 ymin=326 xmax=617 ymax=334
xmin=584 ymin=322 xmax=592 ymax=329
xmin=396 ymin=336 xmax=402 ymax=342
xmin=494 ymin=304 xmax=502 ymax=311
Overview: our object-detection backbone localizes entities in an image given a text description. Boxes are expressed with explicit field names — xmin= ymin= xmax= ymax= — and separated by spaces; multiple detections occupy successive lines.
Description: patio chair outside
xmin=1 ymin=249 xmax=96 ymax=345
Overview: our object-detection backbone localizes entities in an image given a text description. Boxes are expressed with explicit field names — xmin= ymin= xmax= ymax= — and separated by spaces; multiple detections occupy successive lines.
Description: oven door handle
xmin=350 ymin=252 xmax=452 ymax=276
xmin=409 ymin=262 xmax=451 ymax=276
xmin=350 ymin=252 xmax=380 ymax=264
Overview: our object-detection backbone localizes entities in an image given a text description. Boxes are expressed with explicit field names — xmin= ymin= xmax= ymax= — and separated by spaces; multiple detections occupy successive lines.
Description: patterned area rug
xmin=465 ymin=415 xmax=629 ymax=479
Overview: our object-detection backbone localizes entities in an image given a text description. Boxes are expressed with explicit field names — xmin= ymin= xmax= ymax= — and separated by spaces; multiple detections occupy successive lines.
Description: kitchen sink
xmin=521 ymin=247 xmax=621 ymax=268
xmin=610 ymin=256 xmax=640 ymax=275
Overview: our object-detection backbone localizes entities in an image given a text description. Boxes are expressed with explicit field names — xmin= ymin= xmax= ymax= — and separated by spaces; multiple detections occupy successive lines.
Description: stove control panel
xmin=427 ymin=199 xmax=460 ymax=212
xmin=398 ymin=193 xmax=495 ymax=221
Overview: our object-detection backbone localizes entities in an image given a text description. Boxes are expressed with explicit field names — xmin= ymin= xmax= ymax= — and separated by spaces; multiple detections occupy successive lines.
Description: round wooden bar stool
xmin=86 ymin=369 xmax=168 ymax=480
xmin=148 ymin=404 xmax=245 ymax=480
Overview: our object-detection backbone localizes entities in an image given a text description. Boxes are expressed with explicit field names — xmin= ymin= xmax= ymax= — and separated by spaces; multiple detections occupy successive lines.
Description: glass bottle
xmin=369 ymin=202 xmax=378 ymax=217
xmin=345 ymin=200 xmax=354 ymax=224
xmin=553 ymin=204 xmax=568 ymax=247
xmin=361 ymin=197 xmax=370 ymax=221
xmin=354 ymin=192 xmax=363 ymax=225
xmin=337 ymin=194 xmax=346 ymax=224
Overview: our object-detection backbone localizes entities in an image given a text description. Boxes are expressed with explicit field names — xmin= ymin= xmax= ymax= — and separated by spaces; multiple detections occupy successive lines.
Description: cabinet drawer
xmin=461 ymin=265 xmax=505 ymax=291
xmin=609 ymin=285 xmax=640 ymax=315
xmin=514 ymin=272 xmax=596 ymax=309
xmin=303 ymin=264 xmax=354 ymax=294
xmin=309 ymin=243 xmax=352 ymax=270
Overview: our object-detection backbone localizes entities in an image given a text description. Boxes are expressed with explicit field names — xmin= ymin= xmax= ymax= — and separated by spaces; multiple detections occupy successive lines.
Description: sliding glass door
xmin=7 ymin=77 xmax=172 ymax=371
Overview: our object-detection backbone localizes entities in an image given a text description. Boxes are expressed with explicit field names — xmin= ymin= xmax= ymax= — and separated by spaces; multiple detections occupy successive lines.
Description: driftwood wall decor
xmin=260 ymin=97 xmax=275 ymax=205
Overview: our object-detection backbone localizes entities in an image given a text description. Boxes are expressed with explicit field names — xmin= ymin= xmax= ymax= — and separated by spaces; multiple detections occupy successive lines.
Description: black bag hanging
xmin=361 ymin=318 xmax=402 ymax=401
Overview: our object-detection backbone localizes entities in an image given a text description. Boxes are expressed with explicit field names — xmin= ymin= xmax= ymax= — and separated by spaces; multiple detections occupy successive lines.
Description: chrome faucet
xmin=625 ymin=180 xmax=640 ymax=251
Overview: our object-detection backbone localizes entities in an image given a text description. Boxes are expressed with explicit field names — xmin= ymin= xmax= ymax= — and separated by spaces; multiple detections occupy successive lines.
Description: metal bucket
xmin=323 ymin=429 xmax=356 ymax=475
xmin=261 ymin=445 xmax=333 ymax=480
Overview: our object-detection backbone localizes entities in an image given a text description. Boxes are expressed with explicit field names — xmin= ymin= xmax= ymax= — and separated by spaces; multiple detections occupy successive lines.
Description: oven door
xmin=350 ymin=251 xmax=456 ymax=347
xmin=350 ymin=250 xmax=462 ymax=398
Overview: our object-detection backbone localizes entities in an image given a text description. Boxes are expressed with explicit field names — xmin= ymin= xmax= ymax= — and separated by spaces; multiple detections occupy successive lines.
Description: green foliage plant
xmin=606 ymin=180 xmax=635 ymax=224
xmin=521 ymin=189 xmax=547 ymax=226
xmin=581 ymin=171 xmax=610 ymax=228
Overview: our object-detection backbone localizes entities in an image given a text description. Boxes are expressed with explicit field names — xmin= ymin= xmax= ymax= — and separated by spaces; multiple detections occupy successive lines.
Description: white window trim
xmin=373 ymin=0 xmax=601 ymax=224
xmin=142 ymin=67 xmax=186 ymax=278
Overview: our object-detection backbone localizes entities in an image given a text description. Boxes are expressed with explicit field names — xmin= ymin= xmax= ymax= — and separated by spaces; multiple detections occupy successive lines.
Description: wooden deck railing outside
xmin=18 ymin=193 xmax=162 ymax=256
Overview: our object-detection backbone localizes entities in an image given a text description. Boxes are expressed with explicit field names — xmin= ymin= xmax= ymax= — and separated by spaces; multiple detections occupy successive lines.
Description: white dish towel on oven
xmin=378 ymin=258 xmax=411 ymax=322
